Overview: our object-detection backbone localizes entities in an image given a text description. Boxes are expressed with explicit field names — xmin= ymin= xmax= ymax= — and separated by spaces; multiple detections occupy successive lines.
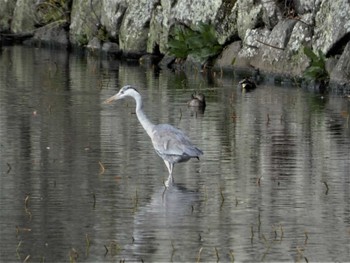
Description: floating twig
xmin=133 ymin=190 xmax=139 ymax=209
xmin=296 ymin=246 xmax=305 ymax=262
xmin=304 ymin=231 xmax=308 ymax=245
xmin=16 ymin=226 xmax=32 ymax=235
xmin=280 ymin=224 xmax=284 ymax=241
xmin=104 ymin=245 xmax=109 ymax=256
xmin=179 ymin=108 xmax=182 ymax=121
xmin=86 ymin=234 xmax=90 ymax=249
xmin=23 ymin=255 xmax=30 ymax=263
xmin=280 ymin=114 xmax=284 ymax=123
xmin=171 ymin=241 xmax=176 ymax=261
xmin=6 ymin=162 xmax=12 ymax=173
xmin=16 ymin=240 xmax=22 ymax=256
xmin=323 ymin=181 xmax=329 ymax=195
xmin=85 ymin=234 xmax=90 ymax=256
xmin=92 ymin=193 xmax=96 ymax=208
xmin=214 ymin=247 xmax=220 ymax=262
xmin=256 ymin=176 xmax=262 ymax=186
xmin=98 ymin=161 xmax=105 ymax=175
xmin=196 ymin=247 xmax=203 ymax=263
xmin=219 ymin=187 xmax=225 ymax=207
xmin=24 ymin=195 xmax=30 ymax=208
xmin=229 ymin=249 xmax=235 ymax=262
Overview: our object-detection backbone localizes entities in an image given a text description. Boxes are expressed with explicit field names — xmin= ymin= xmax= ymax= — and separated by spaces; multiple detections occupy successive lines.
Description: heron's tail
xmin=186 ymin=146 xmax=203 ymax=158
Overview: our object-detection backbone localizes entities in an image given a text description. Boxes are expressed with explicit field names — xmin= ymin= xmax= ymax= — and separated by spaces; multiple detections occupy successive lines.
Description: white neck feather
xmin=132 ymin=92 xmax=155 ymax=138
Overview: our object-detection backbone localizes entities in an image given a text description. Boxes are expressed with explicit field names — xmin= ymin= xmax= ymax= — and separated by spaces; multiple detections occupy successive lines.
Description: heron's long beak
xmin=103 ymin=94 xmax=118 ymax=104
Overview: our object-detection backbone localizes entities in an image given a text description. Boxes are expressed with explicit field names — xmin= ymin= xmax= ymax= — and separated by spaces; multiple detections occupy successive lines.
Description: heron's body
xmin=104 ymin=85 xmax=203 ymax=180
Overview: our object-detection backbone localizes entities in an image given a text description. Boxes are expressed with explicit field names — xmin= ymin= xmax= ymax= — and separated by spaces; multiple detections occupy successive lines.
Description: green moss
xmin=36 ymin=0 xmax=71 ymax=25
xmin=76 ymin=33 xmax=88 ymax=46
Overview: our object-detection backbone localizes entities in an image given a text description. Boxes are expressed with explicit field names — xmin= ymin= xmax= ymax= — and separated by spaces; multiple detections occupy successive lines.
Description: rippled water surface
xmin=1 ymin=46 xmax=349 ymax=262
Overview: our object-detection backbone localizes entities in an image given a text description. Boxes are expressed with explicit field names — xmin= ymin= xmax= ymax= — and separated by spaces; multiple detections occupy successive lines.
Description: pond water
xmin=0 ymin=46 xmax=349 ymax=262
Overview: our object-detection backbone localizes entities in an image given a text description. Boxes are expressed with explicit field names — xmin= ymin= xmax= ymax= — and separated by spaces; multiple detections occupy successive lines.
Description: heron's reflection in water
xmin=125 ymin=182 xmax=201 ymax=261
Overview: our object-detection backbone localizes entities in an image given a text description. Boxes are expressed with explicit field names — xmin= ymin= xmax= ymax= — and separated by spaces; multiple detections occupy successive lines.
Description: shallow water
xmin=0 ymin=46 xmax=349 ymax=262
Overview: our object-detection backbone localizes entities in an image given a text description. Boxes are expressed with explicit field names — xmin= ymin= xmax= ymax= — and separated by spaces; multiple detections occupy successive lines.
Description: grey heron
xmin=104 ymin=85 xmax=203 ymax=182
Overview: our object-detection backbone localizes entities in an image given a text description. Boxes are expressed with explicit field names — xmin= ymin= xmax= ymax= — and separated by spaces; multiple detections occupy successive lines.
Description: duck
xmin=238 ymin=78 xmax=257 ymax=92
xmin=188 ymin=92 xmax=206 ymax=108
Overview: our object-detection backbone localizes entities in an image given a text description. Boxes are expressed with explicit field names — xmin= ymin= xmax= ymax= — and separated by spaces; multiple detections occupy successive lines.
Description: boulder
xmin=313 ymin=0 xmax=350 ymax=54
xmin=11 ymin=0 xmax=36 ymax=33
xmin=27 ymin=22 xmax=69 ymax=48
xmin=0 ymin=0 xmax=16 ymax=32
xmin=69 ymin=0 xmax=101 ymax=46
xmin=330 ymin=42 xmax=350 ymax=84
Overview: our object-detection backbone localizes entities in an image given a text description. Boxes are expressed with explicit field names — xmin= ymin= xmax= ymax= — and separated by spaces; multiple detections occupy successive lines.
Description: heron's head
xmin=104 ymin=85 xmax=140 ymax=104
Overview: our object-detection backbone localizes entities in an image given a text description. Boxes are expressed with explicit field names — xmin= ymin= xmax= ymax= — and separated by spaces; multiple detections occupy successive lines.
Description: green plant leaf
xmin=167 ymin=23 xmax=222 ymax=62
xmin=303 ymin=46 xmax=318 ymax=62
xmin=303 ymin=45 xmax=329 ymax=82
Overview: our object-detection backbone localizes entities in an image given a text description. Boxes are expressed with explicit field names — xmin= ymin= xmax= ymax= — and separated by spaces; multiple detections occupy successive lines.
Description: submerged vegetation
xmin=167 ymin=22 xmax=222 ymax=63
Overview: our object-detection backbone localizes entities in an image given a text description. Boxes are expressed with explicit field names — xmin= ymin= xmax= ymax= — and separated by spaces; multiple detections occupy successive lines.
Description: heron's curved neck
xmin=133 ymin=93 xmax=155 ymax=137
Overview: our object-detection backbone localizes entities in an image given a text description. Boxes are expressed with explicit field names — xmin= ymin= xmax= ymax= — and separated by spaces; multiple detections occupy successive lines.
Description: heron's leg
xmin=164 ymin=161 xmax=173 ymax=176
xmin=165 ymin=174 xmax=174 ymax=187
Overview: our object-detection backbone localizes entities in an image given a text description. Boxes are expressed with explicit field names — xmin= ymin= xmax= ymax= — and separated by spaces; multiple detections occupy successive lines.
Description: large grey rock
xmin=87 ymin=37 xmax=101 ymax=51
xmin=30 ymin=22 xmax=69 ymax=48
xmin=0 ymin=0 xmax=16 ymax=32
xmin=102 ymin=41 xmax=121 ymax=57
xmin=236 ymin=0 xmax=263 ymax=40
xmin=313 ymin=0 xmax=350 ymax=54
xmin=249 ymin=20 xmax=298 ymax=74
xmin=261 ymin=1 xmax=281 ymax=29
xmin=330 ymin=42 xmax=350 ymax=83
xmin=69 ymin=0 xmax=101 ymax=46
xmin=215 ymin=1 xmax=238 ymax=45
xmin=237 ymin=28 xmax=271 ymax=63
xmin=215 ymin=41 xmax=242 ymax=68
xmin=11 ymin=0 xmax=36 ymax=33
xmin=294 ymin=0 xmax=318 ymax=14
xmin=119 ymin=0 xmax=158 ymax=53
xmin=147 ymin=2 xmax=170 ymax=54
xmin=101 ymin=0 xmax=127 ymax=39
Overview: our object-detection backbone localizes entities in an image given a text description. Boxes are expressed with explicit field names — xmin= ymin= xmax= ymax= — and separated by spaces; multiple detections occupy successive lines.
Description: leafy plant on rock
xmin=303 ymin=46 xmax=329 ymax=83
xmin=168 ymin=22 xmax=222 ymax=63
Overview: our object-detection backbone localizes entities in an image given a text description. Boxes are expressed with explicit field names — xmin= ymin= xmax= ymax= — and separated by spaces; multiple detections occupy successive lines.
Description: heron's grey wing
xmin=151 ymin=124 xmax=202 ymax=157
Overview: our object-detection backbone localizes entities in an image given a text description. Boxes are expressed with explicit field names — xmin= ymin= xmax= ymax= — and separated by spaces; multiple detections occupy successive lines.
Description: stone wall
xmin=1 ymin=0 xmax=349 ymax=83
